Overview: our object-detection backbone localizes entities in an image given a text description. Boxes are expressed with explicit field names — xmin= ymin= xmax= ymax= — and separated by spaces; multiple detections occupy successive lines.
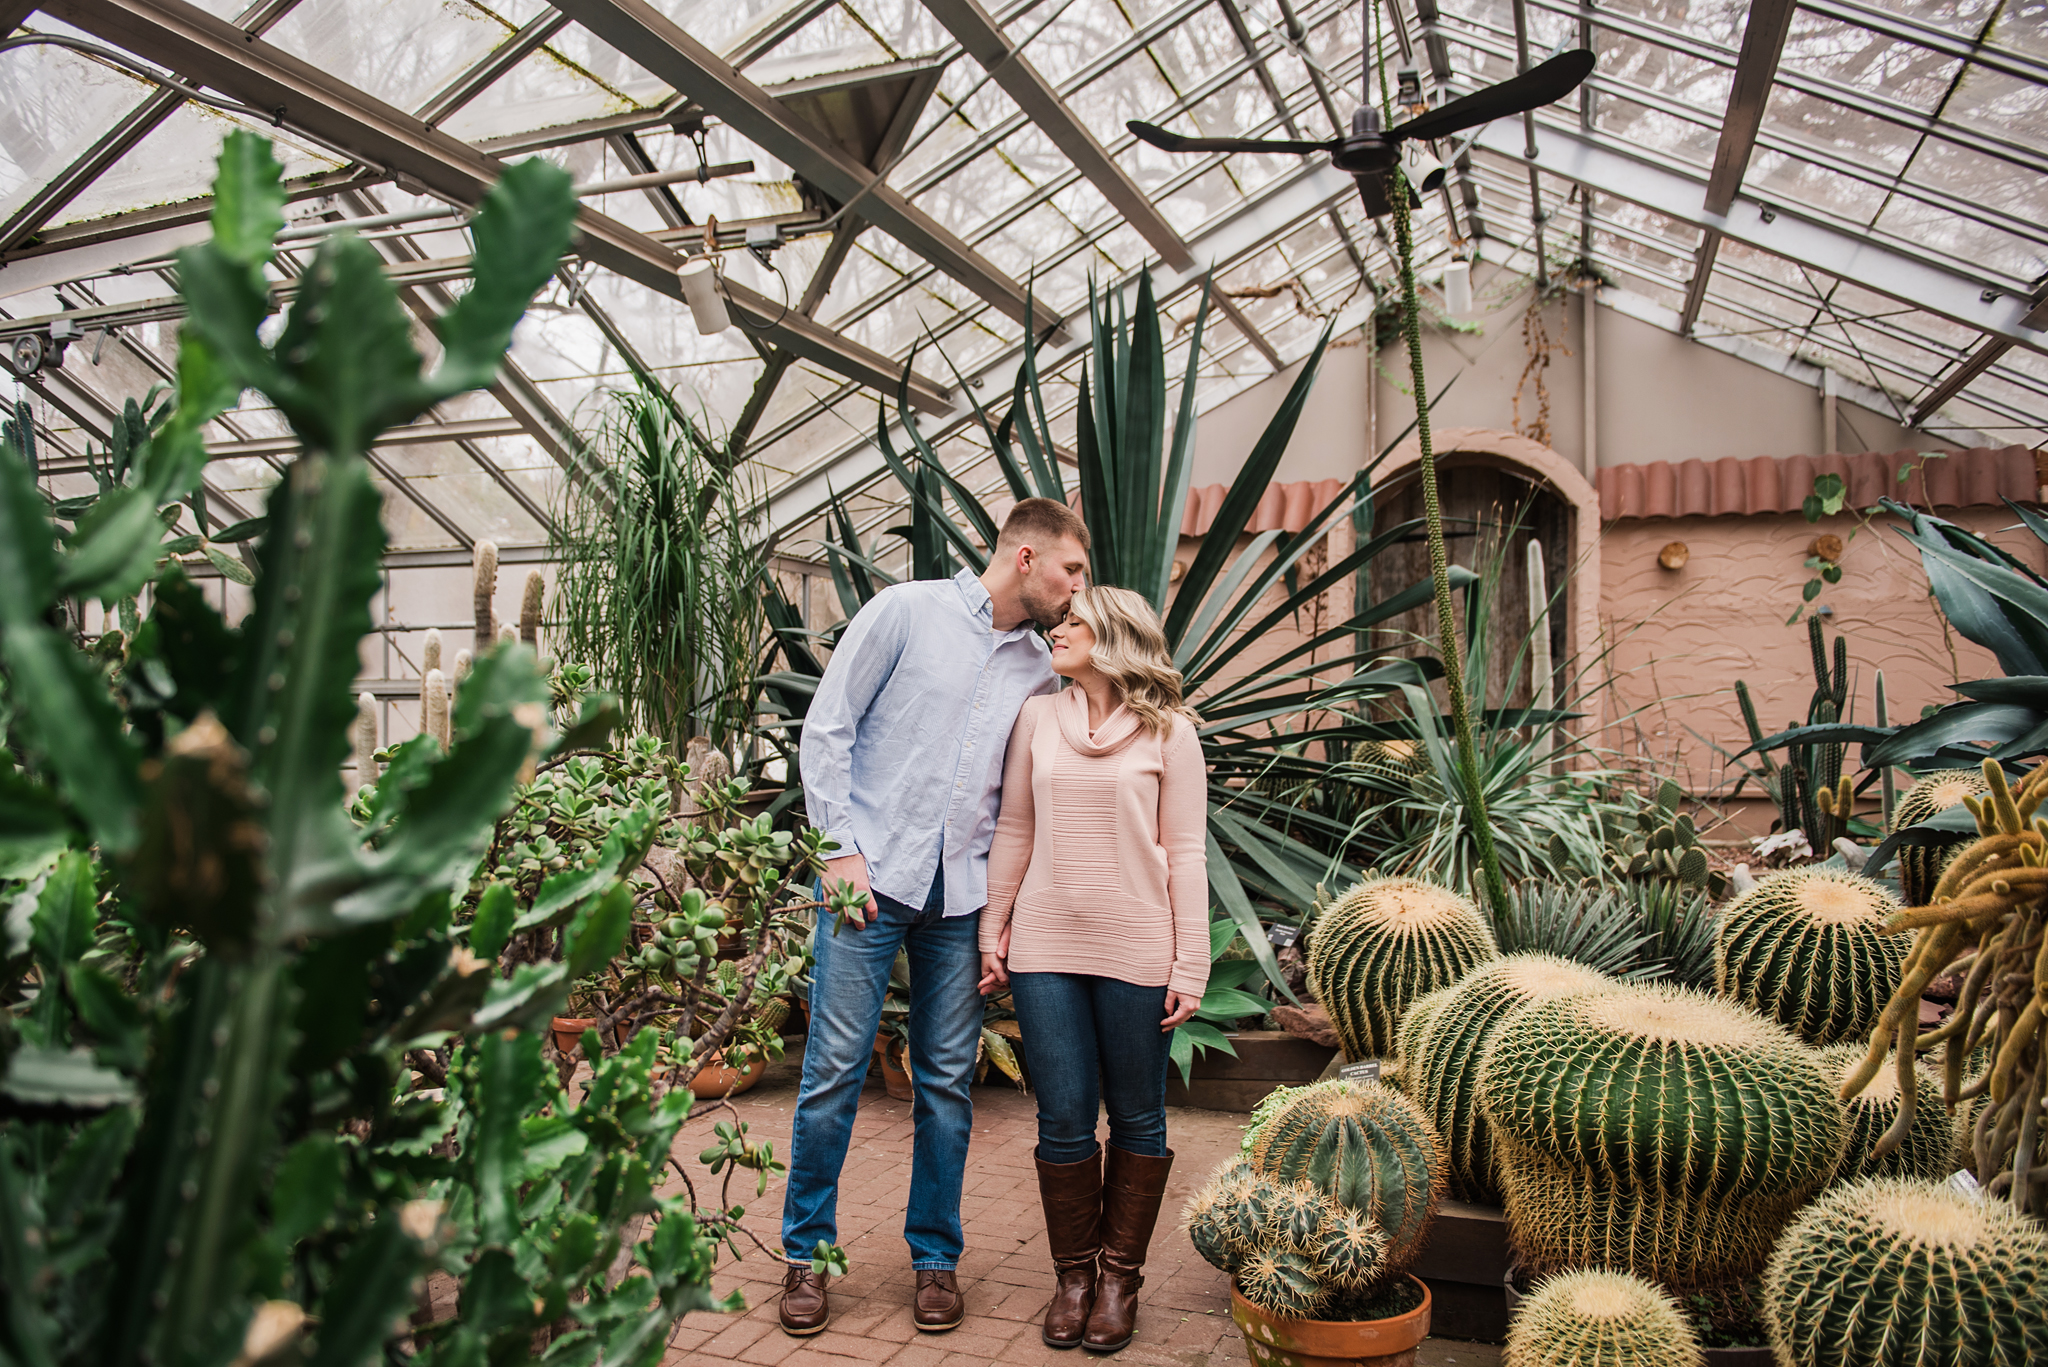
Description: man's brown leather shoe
xmin=779 ymin=1264 xmax=831 ymax=1336
xmin=913 ymin=1269 xmax=965 ymax=1332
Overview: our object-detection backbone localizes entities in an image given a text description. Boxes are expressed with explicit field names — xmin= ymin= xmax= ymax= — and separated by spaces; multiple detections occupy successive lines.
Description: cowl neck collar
xmin=1053 ymin=684 xmax=1144 ymax=757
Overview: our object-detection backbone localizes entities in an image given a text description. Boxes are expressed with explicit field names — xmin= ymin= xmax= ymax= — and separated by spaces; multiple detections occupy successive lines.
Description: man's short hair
xmin=997 ymin=496 xmax=1091 ymax=553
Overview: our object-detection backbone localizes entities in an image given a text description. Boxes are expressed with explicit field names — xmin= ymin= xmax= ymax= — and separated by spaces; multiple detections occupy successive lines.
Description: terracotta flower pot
xmin=688 ymin=1049 xmax=769 ymax=1099
xmin=1230 ymin=1276 xmax=1431 ymax=1367
xmin=551 ymin=1016 xmax=598 ymax=1056
xmin=873 ymin=1032 xmax=914 ymax=1101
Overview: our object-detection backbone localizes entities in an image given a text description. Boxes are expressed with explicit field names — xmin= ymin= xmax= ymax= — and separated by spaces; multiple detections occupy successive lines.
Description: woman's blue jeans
xmin=1008 ymin=971 xmax=1172 ymax=1164
xmin=780 ymin=871 xmax=983 ymax=1271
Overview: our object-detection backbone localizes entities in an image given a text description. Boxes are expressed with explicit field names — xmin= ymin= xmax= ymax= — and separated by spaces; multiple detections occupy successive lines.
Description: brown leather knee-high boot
xmin=1035 ymin=1148 xmax=1103 ymax=1348
xmin=1083 ymin=1145 xmax=1173 ymax=1353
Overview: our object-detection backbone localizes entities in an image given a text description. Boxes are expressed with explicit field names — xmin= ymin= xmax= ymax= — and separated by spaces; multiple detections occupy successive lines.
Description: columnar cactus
xmin=1762 ymin=1178 xmax=2048 ymax=1367
xmin=1714 ymin=867 xmax=1907 ymax=1045
xmin=1399 ymin=953 xmax=1612 ymax=1202
xmin=1248 ymin=1080 xmax=1443 ymax=1274
xmin=1479 ymin=983 xmax=1848 ymax=1285
xmin=1503 ymin=1270 xmax=1700 ymax=1367
xmin=1892 ymin=767 xmax=1991 ymax=906
xmin=1820 ymin=1045 xmax=1958 ymax=1185
xmin=423 ymin=667 xmax=450 ymax=748
xmin=473 ymin=537 xmax=499 ymax=657
xmin=521 ymin=568 xmax=545 ymax=646
xmin=1307 ymin=875 xmax=1498 ymax=1059
xmin=352 ymin=690 xmax=379 ymax=793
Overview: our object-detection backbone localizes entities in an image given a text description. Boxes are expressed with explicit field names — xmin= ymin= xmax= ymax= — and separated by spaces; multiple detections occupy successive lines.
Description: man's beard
xmin=1019 ymin=577 xmax=1072 ymax=630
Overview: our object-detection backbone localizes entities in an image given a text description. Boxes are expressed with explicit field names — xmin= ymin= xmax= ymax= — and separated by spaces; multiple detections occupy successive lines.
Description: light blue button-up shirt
xmin=800 ymin=568 xmax=1056 ymax=917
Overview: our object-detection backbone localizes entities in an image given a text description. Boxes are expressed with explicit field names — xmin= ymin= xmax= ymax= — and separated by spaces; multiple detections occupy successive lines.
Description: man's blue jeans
xmin=1008 ymin=972 xmax=1173 ymax=1164
xmin=781 ymin=871 xmax=983 ymax=1271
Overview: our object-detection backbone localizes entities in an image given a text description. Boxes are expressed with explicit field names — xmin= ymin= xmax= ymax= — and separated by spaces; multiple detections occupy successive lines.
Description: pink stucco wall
xmin=1596 ymin=505 xmax=2040 ymax=822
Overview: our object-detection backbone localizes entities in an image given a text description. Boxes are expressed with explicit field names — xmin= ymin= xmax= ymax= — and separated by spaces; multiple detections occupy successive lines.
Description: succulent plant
xmin=1892 ymin=767 xmax=1991 ymax=906
xmin=1480 ymin=983 xmax=1848 ymax=1284
xmin=1504 ymin=1269 xmax=1701 ymax=1367
xmin=521 ymin=568 xmax=546 ymax=646
xmin=1399 ymin=953 xmax=1612 ymax=1202
xmin=1310 ymin=1208 xmax=1389 ymax=1290
xmin=1249 ymin=1079 xmax=1443 ymax=1274
xmin=1599 ymin=778 xmax=1728 ymax=897
xmin=1715 ymin=867 xmax=1907 ymax=1045
xmin=1238 ymin=1247 xmax=1330 ymax=1319
xmin=1763 ymin=1177 xmax=2048 ymax=1367
xmin=1307 ymin=875 xmax=1498 ymax=1059
xmin=1820 ymin=1045 xmax=1958 ymax=1185
xmin=473 ymin=538 xmax=500 ymax=657
xmin=353 ymin=689 xmax=379 ymax=792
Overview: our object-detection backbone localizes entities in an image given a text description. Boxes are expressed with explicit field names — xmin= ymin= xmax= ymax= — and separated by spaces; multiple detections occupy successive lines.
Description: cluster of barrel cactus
xmin=1479 ymin=983 xmax=1849 ymax=1285
xmin=1184 ymin=1080 xmax=1442 ymax=1319
xmin=1397 ymin=953 xmax=1614 ymax=1204
xmin=1306 ymin=875 xmax=1498 ymax=1059
xmin=1503 ymin=1270 xmax=1700 ymax=1367
xmin=1891 ymin=766 xmax=1991 ymax=906
xmin=1819 ymin=1044 xmax=1959 ymax=1186
xmin=1762 ymin=1178 xmax=2048 ymax=1366
xmin=1715 ymin=867 xmax=1907 ymax=1045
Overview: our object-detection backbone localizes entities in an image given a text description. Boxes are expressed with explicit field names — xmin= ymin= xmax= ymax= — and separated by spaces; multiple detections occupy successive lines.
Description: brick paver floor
xmin=662 ymin=1047 xmax=1501 ymax=1367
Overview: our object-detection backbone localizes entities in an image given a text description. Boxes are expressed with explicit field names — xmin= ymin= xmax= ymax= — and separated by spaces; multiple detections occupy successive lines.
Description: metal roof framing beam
xmin=40 ymin=0 xmax=952 ymax=412
xmin=1471 ymin=119 xmax=2048 ymax=358
xmin=919 ymin=0 xmax=1281 ymax=368
xmin=551 ymin=0 xmax=1063 ymax=342
xmin=1681 ymin=0 xmax=1793 ymax=334
xmin=1911 ymin=288 xmax=2048 ymax=427
xmin=766 ymin=157 xmax=1361 ymax=537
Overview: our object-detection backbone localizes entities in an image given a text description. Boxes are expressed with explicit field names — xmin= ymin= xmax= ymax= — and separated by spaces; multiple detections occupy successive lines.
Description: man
xmin=780 ymin=498 xmax=1091 ymax=1337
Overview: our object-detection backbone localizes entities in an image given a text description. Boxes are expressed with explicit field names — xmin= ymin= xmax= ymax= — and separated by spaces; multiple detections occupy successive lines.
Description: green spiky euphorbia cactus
xmin=1503 ymin=1270 xmax=1701 ymax=1367
xmin=1819 ymin=1044 xmax=1960 ymax=1185
xmin=1715 ymin=867 xmax=1907 ymax=1045
xmin=1249 ymin=1080 xmax=1443 ymax=1274
xmin=1399 ymin=954 xmax=1612 ymax=1203
xmin=1763 ymin=1177 xmax=2048 ymax=1367
xmin=1893 ymin=767 xmax=1992 ymax=906
xmin=1307 ymin=876 xmax=1498 ymax=1059
xmin=1479 ymin=983 xmax=1848 ymax=1285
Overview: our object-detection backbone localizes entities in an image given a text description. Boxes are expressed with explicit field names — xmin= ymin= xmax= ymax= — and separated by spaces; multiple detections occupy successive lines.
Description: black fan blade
xmin=1388 ymin=49 xmax=1596 ymax=145
xmin=1126 ymin=120 xmax=1336 ymax=156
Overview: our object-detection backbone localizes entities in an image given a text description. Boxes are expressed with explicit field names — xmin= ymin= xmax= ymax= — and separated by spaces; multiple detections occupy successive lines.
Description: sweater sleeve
xmin=980 ymin=701 xmax=1039 ymax=954
xmin=1160 ymin=717 xmax=1212 ymax=999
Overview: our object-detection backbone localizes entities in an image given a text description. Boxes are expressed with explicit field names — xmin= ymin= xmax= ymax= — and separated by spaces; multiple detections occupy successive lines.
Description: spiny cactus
xmin=1480 ymin=983 xmax=1848 ymax=1284
xmin=352 ymin=690 xmax=379 ymax=792
xmin=1307 ymin=875 xmax=1498 ymax=1059
xmin=521 ymin=568 xmax=545 ymax=646
xmin=424 ymin=667 xmax=450 ymax=748
xmin=1820 ymin=1045 xmax=1957 ymax=1185
xmin=1399 ymin=953 xmax=1612 ymax=1202
xmin=1267 ymin=1182 xmax=1327 ymax=1247
xmin=1602 ymin=778 xmax=1727 ymax=897
xmin=453 ymin=646 xmax=473 ymax=687
xmin=1893 ymin=767 xmax=1991 ymax=906
xmin=473 ymin=538 xmax=499 ymax=657
xmin=1762 ymin=1178 xmax=2048 ymax=1367
xmin=1504 ymin=1270 xmax=1700 ymax=1367
xmin=1184 ymin=1163 xmax=1250 ymax=1275
xmin=1311 ymin=1208 xmax=1388 ymax=1290
xmin=1249 ymin=1080 xmax=1442 ymax=1274
xmin=1715 ymin=867 xmax=1907 ymax=1045
xmin=1238 ymin=1247 xmax=1329 ymax=1319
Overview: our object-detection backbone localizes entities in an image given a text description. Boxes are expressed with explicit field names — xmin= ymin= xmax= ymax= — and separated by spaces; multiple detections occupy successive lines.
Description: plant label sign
xmin=1339 ymin=1060 xmax=1381 ymax=1085
xmin=1266 ymin=923 xmax=1299 ymax=947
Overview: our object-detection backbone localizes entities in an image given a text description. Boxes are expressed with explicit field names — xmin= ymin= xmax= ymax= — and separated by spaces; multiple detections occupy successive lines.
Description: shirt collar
xmin=954 ymin=567 xmax=994 ymax=626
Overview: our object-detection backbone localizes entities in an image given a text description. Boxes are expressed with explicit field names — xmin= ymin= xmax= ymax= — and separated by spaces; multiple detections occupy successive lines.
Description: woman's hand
xmin=1161 ymin=990 xmax=1201 ymax=1031
xmin=978 ymin=952 xmax=1009 ymax=995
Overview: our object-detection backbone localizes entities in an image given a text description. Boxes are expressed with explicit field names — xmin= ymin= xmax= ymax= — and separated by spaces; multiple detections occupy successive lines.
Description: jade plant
xmin=0 ymin=134 xmax=833 ymax=1365
xmin=1762 ymin=1177 xmax=2048 ymax=1366
xmin=1890 ymin=767 xmax=1990 ymax=906
xmin=1503 ymin=1269 xmax=1701 ymax=1367
xmin=1478 ymin=983 xmax=1848 ymax=1286
xmin=1305 ymin=874 xmax=1498 ymax=1060
xmin=1714 ymin=867 xmax=1907 ymax=1046
xmin=1184 ymin=1079 xmax=1443 ymax=1321
xmin=1396 ymin=953 xmax=1612 ymax=1203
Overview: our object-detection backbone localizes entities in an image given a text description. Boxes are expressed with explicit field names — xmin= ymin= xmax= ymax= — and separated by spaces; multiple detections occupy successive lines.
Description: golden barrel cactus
xmin=1307 ymin=875 xmax=1497 ymax=1060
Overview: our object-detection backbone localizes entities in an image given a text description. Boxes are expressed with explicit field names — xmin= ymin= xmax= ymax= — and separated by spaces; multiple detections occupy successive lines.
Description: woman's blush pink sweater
xmin=980 ymin=687 xmax=1211 ymax=998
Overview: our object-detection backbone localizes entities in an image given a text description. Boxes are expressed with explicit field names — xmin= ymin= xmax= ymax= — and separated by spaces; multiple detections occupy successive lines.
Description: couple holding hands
xmin=780 ymin=498 xmax=1211 ymax=1353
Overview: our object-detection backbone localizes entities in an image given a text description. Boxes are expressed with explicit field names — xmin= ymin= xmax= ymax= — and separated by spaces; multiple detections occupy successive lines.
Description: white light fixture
xmin=1404 ymin=142 xmax=1447 ymax=194
xmin=678 ymin=257 xmax=730 ymax=335
xmin=1443 ymin=259 xmax=1472 ymax=316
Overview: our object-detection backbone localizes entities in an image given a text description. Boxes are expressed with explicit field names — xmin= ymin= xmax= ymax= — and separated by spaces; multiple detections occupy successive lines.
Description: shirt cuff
xmin=1168 ymin=966 xmax=1210 ymax=1000
xmin=819 ymin=830 xmax=860 ymax=859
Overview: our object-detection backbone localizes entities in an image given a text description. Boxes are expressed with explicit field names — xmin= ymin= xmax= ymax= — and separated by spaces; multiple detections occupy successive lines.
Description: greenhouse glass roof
xmin=1 ymin=0 xmax=2043 ymax=561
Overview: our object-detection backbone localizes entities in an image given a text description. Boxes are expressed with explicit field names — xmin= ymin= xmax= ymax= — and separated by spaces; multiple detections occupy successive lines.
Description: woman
xmin=978 ymin=585 xmax=1208 ymax=1353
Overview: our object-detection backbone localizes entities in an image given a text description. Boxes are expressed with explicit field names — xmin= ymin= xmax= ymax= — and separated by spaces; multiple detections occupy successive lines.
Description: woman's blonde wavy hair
xmin=1063 ymin=586 xmax=1199 ymax=736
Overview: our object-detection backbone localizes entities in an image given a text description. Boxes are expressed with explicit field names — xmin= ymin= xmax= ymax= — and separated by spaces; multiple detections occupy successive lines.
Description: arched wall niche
xmin=1369 ymin=428 xmax=1602 ymax=711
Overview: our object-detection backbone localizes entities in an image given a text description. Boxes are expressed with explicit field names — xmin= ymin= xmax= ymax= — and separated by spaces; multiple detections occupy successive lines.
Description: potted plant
xmin=1184 ymin=1079 xmax=1444 ymax=1365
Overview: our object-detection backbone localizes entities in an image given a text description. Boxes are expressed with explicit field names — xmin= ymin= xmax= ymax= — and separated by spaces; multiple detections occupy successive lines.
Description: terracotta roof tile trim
xmin=1180 ymin=478 xmax=1347 ymax=537
xmin=1595 ymin=446 xmax=2038 ymax=522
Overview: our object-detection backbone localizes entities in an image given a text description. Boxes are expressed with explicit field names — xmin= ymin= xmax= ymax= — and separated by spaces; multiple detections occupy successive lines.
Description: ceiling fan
xmin=1128 ymin=46 xmax=1596 ymax=217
